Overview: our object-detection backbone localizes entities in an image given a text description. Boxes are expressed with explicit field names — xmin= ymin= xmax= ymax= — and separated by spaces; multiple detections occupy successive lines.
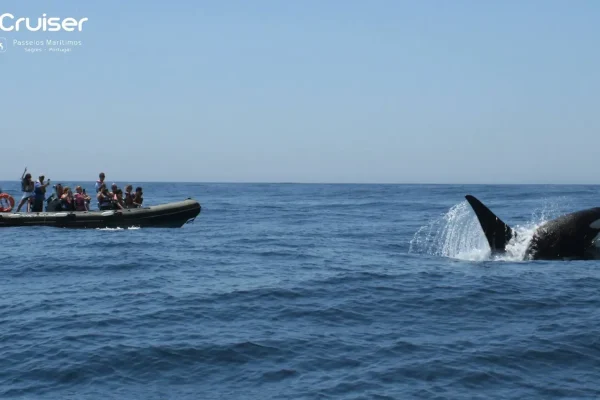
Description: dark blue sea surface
xmin=2 ymin=182 xmax=600 ymax=399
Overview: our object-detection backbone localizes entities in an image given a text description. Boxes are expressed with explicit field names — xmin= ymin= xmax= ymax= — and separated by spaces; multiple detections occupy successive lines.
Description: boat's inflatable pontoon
xmin=0 ymin=199 xmax=201 ymax=229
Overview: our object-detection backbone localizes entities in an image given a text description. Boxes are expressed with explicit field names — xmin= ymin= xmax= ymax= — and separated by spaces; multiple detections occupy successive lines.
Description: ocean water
xmin=2 ymin=182 xmax=600 ymax=399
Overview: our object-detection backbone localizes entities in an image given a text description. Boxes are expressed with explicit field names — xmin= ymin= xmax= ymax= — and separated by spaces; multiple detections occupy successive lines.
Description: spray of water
xmin=408 ymin=199 xmax=564 ymax=262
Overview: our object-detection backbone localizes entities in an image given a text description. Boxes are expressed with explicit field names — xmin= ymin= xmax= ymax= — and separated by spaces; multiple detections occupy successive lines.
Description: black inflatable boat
xmin=0 ymin=199 xmax=201 ymax=229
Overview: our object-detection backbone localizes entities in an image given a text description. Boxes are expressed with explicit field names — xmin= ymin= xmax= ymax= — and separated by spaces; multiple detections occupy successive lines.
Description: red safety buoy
xmin=0 ymin=193 xmax=15 ymax=212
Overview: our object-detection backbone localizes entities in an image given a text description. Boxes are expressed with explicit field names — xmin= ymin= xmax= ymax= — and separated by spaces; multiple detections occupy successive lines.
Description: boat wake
xmin=96 ymin=226 xmax=141 ymax=231
xmin=408 ymin=200 xmax=563 ymax=262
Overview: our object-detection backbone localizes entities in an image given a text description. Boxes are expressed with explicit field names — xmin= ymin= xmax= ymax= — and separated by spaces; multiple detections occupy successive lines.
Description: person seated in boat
xmin=31 ymin=175 xmax=51 ymax=212
xmin=52 ymin=184 xmax=63 ymax=198
xmin=16 ymin=172 xmax=35 ymax=212
xmin=113 ymin=189 xmax=126 ymax=210
xmin=97 ymin=186 xmax=113 ymax=210
xmin=46 ymin=184 xmax=63 ymax=211
xmin=110 ymin=183 xmax=119 ymax=197
xmin=74 ymin=186 xmax=91 ymax=211
xmin=95 ymin=172 xmax=106 ymax=192
xmin=60 ymin=187 xmax=75 ymax=211
xmin=124 ymin=185 xmax=135 ymax=208
xmin=132 ymin=187 xmax=144 ymax=208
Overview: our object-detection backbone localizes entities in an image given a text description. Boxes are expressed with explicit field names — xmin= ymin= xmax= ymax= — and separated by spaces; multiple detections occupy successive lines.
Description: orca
xmin=465 ymin=195 xmax=600 ymax=260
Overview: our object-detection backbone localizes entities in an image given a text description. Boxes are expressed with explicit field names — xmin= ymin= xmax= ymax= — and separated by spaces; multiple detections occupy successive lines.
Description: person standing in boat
xmin=31 ymin=175 xmax=50 ymax=212
xmin=95 ymin=172 xmax=106 ymax=192
xmin=15 ymin=172 xmax=35 ymax=212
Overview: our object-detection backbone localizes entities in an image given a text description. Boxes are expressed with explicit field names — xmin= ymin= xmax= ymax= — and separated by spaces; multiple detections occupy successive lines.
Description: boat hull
xmin=0 ymin=199 xmax=201 ymax=229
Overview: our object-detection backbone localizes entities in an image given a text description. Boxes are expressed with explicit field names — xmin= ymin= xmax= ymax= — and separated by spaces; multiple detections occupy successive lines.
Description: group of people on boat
xmin=92 ymin=172 xmax=143 ymax=211
xmin=0 ymin=170 xmax=144 ymax=213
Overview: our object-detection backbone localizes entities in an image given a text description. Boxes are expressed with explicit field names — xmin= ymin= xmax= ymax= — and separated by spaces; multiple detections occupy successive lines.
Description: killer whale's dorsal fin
xmin=465 ymin=195 xmax=515 ymax=253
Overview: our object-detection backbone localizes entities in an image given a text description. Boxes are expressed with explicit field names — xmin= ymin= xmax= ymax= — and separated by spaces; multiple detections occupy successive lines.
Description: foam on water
xmin=96 ymin=226 xmax=141 ymax=231
xmin=409 ymin=200 xmax=561 ymax=262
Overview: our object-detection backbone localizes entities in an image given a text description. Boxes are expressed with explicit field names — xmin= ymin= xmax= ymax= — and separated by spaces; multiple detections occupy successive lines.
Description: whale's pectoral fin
xmin=465 ymin=195 xmax=515 ymax=253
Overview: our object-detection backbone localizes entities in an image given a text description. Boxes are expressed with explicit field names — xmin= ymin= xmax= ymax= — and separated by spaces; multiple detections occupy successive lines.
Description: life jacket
xmin=98 ymin=193 xmax=112 ymax=207
xmin=74 ymin=193 xmax=87 ymax=211
xmin=60 ymin=196 xmax=74 ymax=211
xmin=124 ymin=192 xmax=134 ymax=207
xmin=95 ymin=180 xmax=105 ymax=192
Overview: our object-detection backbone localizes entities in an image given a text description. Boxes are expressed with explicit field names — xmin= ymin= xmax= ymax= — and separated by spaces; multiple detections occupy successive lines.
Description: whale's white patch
xmin=590 ymin=219 xmax=600 ymax=229
xmin=53 ymin=212 xmax=68 ymax=217
xmin=101 ymin=211 xmax=114 ymax=216
xmin=592 ymin=231 xmax=600 ymax=248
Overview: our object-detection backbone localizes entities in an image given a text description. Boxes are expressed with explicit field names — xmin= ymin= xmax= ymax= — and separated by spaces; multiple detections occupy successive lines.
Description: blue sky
xmin=1 ymin=0 xmax=598 ymax=183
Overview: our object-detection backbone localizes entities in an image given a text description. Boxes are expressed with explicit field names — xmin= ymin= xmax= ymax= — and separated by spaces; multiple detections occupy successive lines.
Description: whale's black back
xmin=526 ymin=208 xmax=600 ymax=260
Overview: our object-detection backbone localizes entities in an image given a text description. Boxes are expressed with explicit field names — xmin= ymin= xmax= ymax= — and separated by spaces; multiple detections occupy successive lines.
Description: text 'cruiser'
xmin=0 ymin=13 xmax=88 ymax=32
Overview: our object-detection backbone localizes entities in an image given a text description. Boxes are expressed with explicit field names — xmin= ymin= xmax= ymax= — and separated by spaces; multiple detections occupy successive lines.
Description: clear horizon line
xmin=0 ymin=179 xmax=599 ymax=185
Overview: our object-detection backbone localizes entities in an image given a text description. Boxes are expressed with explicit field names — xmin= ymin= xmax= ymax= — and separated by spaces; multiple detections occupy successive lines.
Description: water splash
xmin=409 ymin=201 xmax=490 ymax=260
xmin=408 ymin=199 xmax=564 ymax=262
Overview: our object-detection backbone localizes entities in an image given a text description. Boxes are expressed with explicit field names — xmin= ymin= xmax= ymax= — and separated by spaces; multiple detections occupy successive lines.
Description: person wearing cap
xmin=95 ymin=172 xmax=106 ymax=193
xmin=31 ymin=175 xmax=50 ymax=212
